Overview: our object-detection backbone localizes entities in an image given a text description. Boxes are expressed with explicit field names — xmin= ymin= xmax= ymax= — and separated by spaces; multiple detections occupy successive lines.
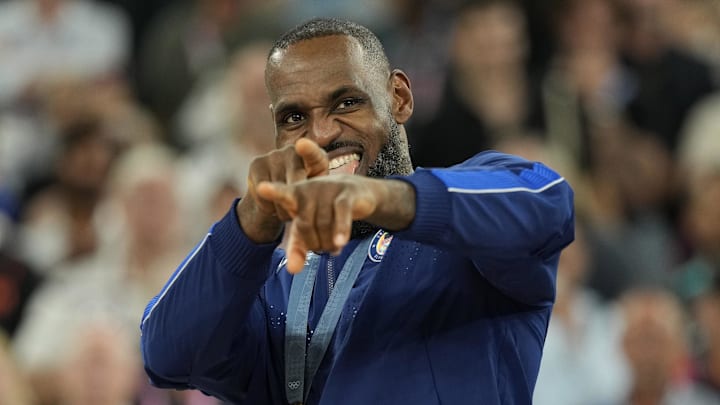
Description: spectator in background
xmin=177 ymin=40 xmax=274 ymax=153
xmin=17 ymin=118 xmax=118 ymax=273
xmin=84 ymin=76 xmax=162 ymax=151
xmin=177 ymin=40 xmax=276 ymax=236
xmin=56 ymin=322 xmax=139 ymax=405
xmin=541 ymin=0 xmax=632 ymax=173
xmin=534 ymin=223 xmax=629 ymax=405
xmin=539 ymin=0 xmax=682 ymax=300
xmin=582 ymin=125 xmax=679 ymax=300
xmin=617 ymin=288 xmax=720 ymax=405
xmin=614 ymin=0 xmax=715 ymax=155
xmin=11 ymin=260 xmax=140 ymax=404
xmin=0 ymin=0 xmax=130 ymax=106
xmin=374 ymin=0 xmax=457 ymax=124
xmin=11 ymin=143 xmax=197 ymax=404
xmin=0 ymin=76 xmax=153 ymax=201
xmin=102 ymin=143 xmax=191 ymax=299
xmin=137 ymin=0 xmax=282 ymax=141
xmin=411 ymin=0 xmax=543 ymax=168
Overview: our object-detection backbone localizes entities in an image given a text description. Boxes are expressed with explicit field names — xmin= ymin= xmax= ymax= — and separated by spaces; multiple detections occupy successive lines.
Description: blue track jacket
xmin=141 ymin=151 xmax=575 ymax=404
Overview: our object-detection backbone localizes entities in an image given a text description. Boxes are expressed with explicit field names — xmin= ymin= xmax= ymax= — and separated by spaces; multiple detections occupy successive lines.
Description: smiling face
xmin=266 ymin=35 xmax=413 ymax=179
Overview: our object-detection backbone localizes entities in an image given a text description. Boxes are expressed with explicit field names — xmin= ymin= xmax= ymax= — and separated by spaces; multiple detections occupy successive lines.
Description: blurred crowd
xmin=0 ymin=0 xmax=718 ymax=404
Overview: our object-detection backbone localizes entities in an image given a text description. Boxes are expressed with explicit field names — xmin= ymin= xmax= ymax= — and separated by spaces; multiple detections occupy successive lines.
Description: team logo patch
xmin=368 ymin=230 xmax=393 ymax=262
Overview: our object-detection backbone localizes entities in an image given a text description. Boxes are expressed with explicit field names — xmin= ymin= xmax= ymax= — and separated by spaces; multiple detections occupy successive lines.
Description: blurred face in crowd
xmin=616 ymin=134 xmax=672 ymax=211
xmin=228 ymin=42 xmax=276 ymax=153
xmin=35 ymin=0 xmax=65 ymax=22
xmin=616 ymin=0 xmax=667 ymax=58
xmin=684 ymin=175 xmax=720 ymax=259
xmin=123 ymin=174 xmax=178 ymax=245
xmin=58 ymin=128 xmax=116 ymax=194
xmin=60 ymin=325 xmax=139 ymax=405
xmin=265 ymin=35 xmax=414 ymax=180
xmin=452 ymin=1 xmax=527 ymax=72
xmin=559 ymin=0 xmax=619 ymax=53
xmin=621 ymin=291 xmax=686 ymax=391
xmin=112 ymin=146 xmax=179 ymax=246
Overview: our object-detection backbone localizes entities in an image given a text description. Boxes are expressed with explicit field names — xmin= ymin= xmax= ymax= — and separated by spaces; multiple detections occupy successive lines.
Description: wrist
xmin=235 ymin=198 xmax=284 ymax=244
xmin=368 ymin=179 xmax=416 ymax=231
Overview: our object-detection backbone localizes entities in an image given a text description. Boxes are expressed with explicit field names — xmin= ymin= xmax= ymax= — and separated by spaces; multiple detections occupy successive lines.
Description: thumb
xmin=295 ymin=138 xmax=328 ymax=178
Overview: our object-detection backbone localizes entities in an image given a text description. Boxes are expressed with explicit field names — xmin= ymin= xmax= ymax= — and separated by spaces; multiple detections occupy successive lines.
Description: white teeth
xmin=328 ymin=153 xmax=360 ymax=170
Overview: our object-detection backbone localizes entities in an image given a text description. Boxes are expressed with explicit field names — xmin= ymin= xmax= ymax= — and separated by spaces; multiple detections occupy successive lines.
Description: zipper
xmin=326 ymin=255 xmax=335 ymax=295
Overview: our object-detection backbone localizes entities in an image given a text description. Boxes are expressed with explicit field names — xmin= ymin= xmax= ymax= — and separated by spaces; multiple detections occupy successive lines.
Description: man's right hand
xmin=236 ymin=138 xmax=329 ymax=243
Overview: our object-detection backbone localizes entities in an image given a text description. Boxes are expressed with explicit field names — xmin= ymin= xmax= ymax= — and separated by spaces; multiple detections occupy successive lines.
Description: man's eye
xmin=282 ymin=112 xmax=304 ymax=124
xmin=336 ymin=98 xmax=363 ymax=110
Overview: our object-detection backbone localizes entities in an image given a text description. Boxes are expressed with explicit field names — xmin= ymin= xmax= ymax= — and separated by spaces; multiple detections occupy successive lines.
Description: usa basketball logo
xmin=368 ymin=230 xmax=393 ymax=262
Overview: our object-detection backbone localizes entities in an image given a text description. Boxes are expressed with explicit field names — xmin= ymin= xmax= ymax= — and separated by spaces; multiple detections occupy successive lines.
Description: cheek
xmin=275 ymin=131 xmax=296 ymax=148
xmin=356 ymin=118 xmax=388 ymax=158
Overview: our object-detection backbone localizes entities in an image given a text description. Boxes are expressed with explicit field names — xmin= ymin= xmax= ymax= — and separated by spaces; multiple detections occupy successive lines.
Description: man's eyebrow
xmin=273 ymin=102 xmax=301 ymax=119
xmin=328 ymin=86 xmax=360 ymax=102
xmin=273 ymin=86 xmax=366 ymax=118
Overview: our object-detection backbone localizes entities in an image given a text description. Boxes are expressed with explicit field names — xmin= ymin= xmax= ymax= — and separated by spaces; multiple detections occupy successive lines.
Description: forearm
xmin=236 ymin=194 xmax=285 ymax=244
xmin=366 ymin=178 xmax=416 ymax=232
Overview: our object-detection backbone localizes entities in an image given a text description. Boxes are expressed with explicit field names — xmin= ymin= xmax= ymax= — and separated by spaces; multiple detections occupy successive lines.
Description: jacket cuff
xmin=390 ymin=169 xmax=451 ymax=242
xmin=209 ymin=199 xmax=280 ymax=279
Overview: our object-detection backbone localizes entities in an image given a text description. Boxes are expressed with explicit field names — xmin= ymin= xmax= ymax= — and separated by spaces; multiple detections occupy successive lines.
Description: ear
xmin=389 ymin=69 xmax=413 ymax=125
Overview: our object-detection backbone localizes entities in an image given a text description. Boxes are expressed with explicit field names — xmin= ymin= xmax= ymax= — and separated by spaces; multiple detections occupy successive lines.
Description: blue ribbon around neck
xmin=284 ymin=237 xmax=372 ymax=405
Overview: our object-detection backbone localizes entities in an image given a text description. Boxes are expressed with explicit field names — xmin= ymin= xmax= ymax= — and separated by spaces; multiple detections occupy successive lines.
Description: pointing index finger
xmin=295 ymin=138 xmax=328 ymax=178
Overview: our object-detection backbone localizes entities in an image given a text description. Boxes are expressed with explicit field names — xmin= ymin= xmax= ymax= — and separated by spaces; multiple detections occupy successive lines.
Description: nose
xmin=306 ymin=115 xmax=341 ymax=148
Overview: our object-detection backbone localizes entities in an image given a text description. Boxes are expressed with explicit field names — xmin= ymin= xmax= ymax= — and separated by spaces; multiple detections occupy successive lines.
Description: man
xmin=140 ymin=18 xmax=574 ymax=404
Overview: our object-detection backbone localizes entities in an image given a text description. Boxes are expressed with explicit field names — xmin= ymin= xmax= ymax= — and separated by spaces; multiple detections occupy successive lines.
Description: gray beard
xmin=351 ymin=119 xmax=413 ymax=239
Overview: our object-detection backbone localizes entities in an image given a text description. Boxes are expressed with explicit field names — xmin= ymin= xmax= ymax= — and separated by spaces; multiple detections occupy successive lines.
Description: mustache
xmin=324 ymin=141 xmax=364 ymax=153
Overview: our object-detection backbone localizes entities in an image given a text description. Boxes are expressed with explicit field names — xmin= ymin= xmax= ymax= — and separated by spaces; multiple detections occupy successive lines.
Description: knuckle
xmin=248 ymin=158 xmax=265 ymax=176
xmin=334 ymin=194 xmax=353 ymax=209
xmin=316 ymin=213 xmax=333 ymax=230
xmin=293 ymin=217 xmax=313 ymax=232
xmin=293 ymin=223 xmax=318 ymax=249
